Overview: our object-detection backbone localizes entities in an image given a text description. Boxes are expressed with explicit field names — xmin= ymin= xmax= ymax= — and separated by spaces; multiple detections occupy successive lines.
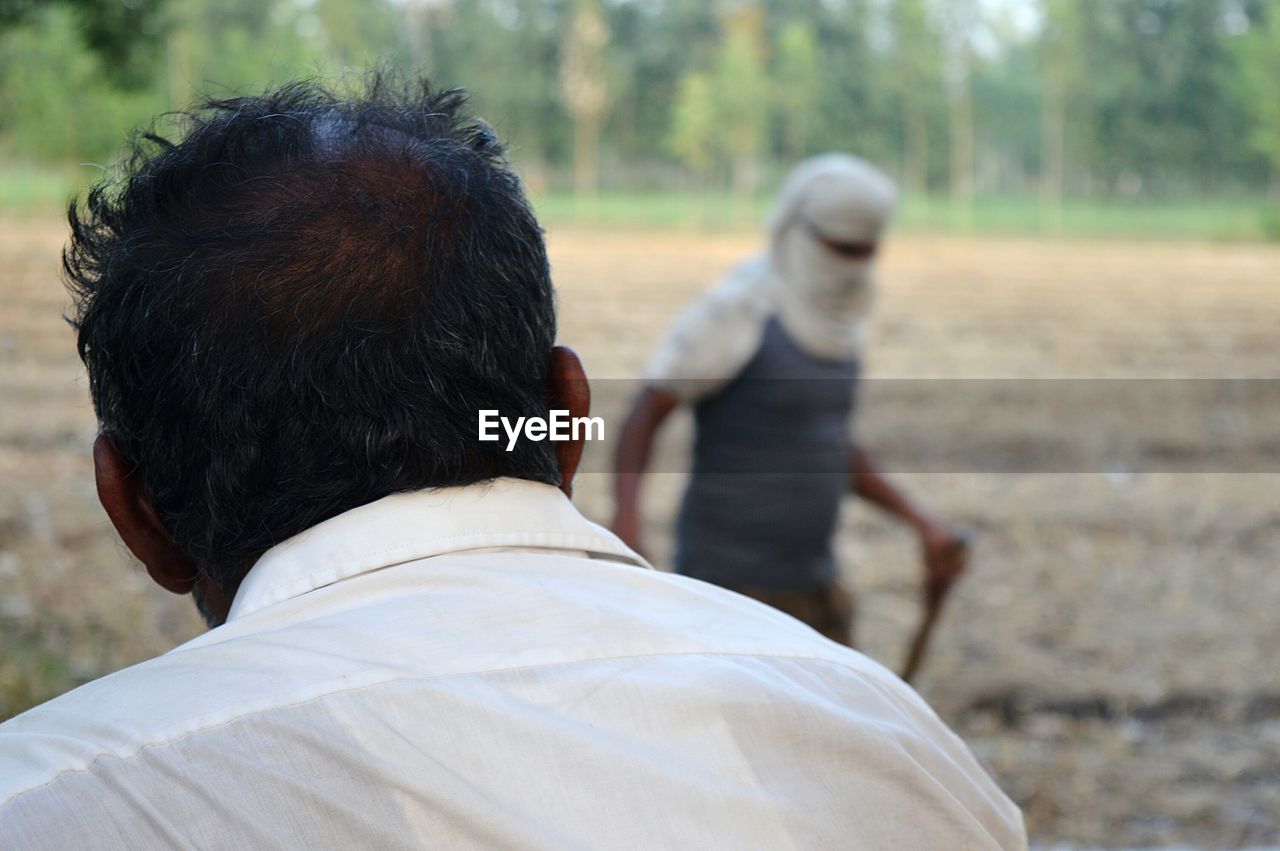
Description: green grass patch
xmin=2 ymin=164 xmax=1274 ymax=242
xmin=532 ymin=191 xmax=1278 ymax=242
xmin=894 ymin=195 xmax=1275 ymax=241
xmin=0 ymin=164 xmax=93 ymax=213
xmin=531 ymin=192 xmax=770 ymax=231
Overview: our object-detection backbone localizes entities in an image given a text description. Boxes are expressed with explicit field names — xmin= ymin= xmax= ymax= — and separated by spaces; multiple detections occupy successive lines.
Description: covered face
xmin=767 ymin=154 xmax=899 ymax=361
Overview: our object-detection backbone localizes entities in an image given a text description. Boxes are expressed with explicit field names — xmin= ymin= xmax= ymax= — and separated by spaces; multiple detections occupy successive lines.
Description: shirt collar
xmin=226 ymin=478 xmax=649 ymax=622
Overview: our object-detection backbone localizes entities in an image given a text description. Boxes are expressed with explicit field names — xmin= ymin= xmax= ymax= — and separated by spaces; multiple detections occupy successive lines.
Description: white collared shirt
xmin=0 ymin=478 xmax=1024 ymax=849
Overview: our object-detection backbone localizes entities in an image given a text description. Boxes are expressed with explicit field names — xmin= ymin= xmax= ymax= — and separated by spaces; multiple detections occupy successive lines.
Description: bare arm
xmin=611 ymin=386 xmax=680 ymax=557
xmin=849 ymin=446 xmax=937 ymax=531
xmin=849 ymin=446 xmax=967 ymax=596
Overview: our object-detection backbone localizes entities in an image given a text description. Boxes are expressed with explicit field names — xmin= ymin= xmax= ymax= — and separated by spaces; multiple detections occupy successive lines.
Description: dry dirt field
xmin=2 ymin=216 xmax=1278 ymax=847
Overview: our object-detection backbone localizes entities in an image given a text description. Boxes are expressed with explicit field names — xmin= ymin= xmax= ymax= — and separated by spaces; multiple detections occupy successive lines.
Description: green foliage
xmin=0 ymin=0 xmax=1278 ymax=215
xmin=161 ymin=0 xmax=328 ymax=102
xmin=1 ymin=0 xmax=168 ymax=88
xmin=804 ymin=0 xmax=892 ymax=166
xmin=1073 ymin=0 xmax=1258 ymax=193
xmin=774 ymin=20 xmax=819 ymax=162
xmin=1233 ymin=7 xmax=1280 ymax=174
xmin=666 ymin=7 xmax=769 ymax=193
xmin=313 ymin=0 xmax=406 ymax=71
xmin=560 ymin=0 xmax=610 ymax=194
xmin=711 ymin=11 xmax=767 ymax=168
xmin=0 ymin=7 xmax=165 ymax=164
xmin=888 ymin=0 xmax=945 ymax=191
xmin=668 ymin=72 xmax=715 ymax=175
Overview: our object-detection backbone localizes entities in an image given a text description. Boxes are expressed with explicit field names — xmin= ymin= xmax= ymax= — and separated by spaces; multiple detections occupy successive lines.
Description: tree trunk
xmin=1042 ymin=54 xmax=1067 ymax=234
xmin=732 ymin=153 xmax=758 ymax=221
xmin=904 ymin=96 xmax=929 ymax=194
xmin=950 ymin=68 xmax=975 ymax=228
xmin=573 ymin=111 xmax=601 ymax=203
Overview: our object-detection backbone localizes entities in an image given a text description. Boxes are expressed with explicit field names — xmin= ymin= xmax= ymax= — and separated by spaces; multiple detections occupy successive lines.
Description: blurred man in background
xmin=0 ymin=83 xmax=1022 ymax=848
xmin=613 ymin=154 xmax=968 ymax=647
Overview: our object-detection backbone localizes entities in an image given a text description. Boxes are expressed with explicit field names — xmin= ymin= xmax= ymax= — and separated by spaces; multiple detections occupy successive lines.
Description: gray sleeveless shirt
xmin=674 ymin=316 xmax=860 ymax=590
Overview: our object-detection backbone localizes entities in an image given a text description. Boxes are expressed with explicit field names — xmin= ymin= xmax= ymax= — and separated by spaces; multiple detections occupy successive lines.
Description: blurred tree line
xmin=1 ymin=0 xmax=1278 ymax=202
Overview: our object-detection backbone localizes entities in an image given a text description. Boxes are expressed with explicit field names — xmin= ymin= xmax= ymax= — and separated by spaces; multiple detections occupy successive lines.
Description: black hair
xmin=65 ymin=75 xmax=559 ymax=608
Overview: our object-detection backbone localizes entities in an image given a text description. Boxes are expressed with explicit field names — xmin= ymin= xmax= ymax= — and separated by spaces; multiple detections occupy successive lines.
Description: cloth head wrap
xmin=767 ymin=154 xmax=898 ymax=360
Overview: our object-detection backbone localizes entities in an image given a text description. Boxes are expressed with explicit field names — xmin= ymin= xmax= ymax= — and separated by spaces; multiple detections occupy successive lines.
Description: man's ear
xmin=93 ymin=434 xmax=197 ymax=595
xmin=547 ymin=346 xmax=590 ymax=498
